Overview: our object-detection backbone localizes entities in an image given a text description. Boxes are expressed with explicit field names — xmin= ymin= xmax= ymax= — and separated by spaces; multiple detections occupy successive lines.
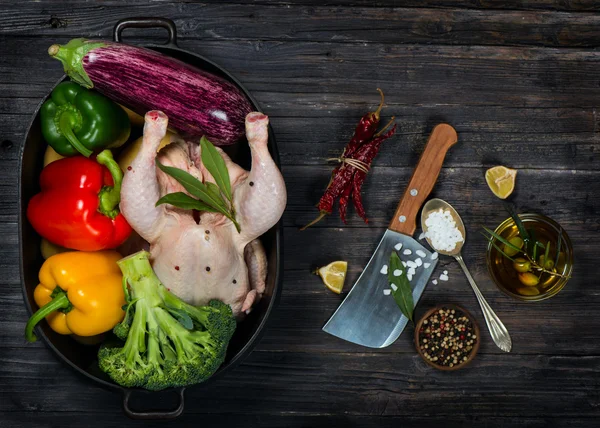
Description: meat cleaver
xmin=323 ymin=124 xmax=458 ymax=348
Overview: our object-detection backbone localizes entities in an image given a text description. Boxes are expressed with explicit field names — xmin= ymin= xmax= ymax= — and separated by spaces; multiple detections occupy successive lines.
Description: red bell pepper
xmin=27 ymin=150 xmax=132 ymax=251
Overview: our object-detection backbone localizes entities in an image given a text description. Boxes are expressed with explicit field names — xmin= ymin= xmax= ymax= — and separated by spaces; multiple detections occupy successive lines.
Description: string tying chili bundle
xmin=301 ymin=89 xmax=397 ymax=230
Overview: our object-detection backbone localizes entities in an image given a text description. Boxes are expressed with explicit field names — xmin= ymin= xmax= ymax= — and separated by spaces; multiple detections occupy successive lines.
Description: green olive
xmin=517 ymin=287 xmax=540 ymax=296
xmin=518 ymin=272 xmax=540 ymax=287
xmin=504 ymin=236 xmax=524 ymax=257
xmin=538 ymin=255 xmax=555 ymax=270
xmin=512 ymin=257 xmax=531 ymax=273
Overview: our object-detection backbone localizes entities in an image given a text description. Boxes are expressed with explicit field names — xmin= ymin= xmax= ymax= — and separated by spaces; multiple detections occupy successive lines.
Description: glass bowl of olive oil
xmin=486 ymin=213 xmax=573 ymax=301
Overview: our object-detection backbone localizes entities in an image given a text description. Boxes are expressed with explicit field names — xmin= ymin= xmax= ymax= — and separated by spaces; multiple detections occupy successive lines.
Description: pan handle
xmin=122 ymin=387 xmax=185 ymax=420
xmin=113 ymin=17 xmax=178 ymax=47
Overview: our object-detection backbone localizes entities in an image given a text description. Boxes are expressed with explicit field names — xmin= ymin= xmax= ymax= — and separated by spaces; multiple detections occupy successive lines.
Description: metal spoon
xmin=421 ymin=198 xmax=512 ymax=352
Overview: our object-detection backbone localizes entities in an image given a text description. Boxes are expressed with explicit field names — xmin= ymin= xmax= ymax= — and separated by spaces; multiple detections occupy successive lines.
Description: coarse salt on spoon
xmin=420 ymin=198 xmax=512 ymax=353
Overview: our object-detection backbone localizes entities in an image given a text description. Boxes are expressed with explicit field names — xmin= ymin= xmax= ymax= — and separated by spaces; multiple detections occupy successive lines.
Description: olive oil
xmin=486 ymin=214 xmax=573 ymax=301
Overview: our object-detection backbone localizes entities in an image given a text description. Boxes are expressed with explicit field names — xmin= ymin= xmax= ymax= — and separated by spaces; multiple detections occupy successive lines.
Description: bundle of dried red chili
xmin=301 ymin=90 xmax=397 ymax=230
xmin=350 ymin=124 xmax=397 ymax=224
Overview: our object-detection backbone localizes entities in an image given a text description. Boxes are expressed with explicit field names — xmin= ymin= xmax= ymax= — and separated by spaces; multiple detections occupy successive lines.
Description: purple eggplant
xmin=48 ymin=38 xmax=253 ymax=146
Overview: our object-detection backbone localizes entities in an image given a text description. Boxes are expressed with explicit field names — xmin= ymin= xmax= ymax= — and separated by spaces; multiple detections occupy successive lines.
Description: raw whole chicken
xmin=120 ymin=111 xmax=286 ymax=316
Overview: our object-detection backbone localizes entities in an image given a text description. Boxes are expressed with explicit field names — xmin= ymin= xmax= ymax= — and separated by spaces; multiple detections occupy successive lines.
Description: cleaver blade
xmin=322 ymin=123 xmax=458 ymax=348
xmin=323 ymin=229 xmax=437 ymax=348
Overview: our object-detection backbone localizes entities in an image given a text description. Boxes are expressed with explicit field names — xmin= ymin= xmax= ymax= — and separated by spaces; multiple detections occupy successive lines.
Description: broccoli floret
xmin=112 ymin=302 xmax=134 ymax=341
xmin=98 ymin=251 xmax=236 ymax=391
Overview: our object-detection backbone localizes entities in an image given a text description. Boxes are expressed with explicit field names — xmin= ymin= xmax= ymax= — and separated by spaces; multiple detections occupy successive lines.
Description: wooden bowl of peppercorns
xmin=414 ymin=304 xmax=480 ymax=371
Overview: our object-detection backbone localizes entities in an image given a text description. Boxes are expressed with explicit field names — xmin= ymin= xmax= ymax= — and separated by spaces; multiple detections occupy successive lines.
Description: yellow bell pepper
xmin=25 ymin=251 xmax=126 ymax=342
xmin=117 ymin=131 xmax=177 ymax=173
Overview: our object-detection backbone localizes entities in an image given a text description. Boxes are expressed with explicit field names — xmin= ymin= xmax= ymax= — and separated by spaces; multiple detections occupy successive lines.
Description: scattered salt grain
xmin=431 ymin=252 xmax=439 ymax=260
xmin=416 ymin=250 xmax=427 ymax=258
xmin=443 ymin=270 xmax=448 ymax=275
xmin=439 ymin=274 xmax=449 ymax=281
xmin=390 ymin=283 xmax=398 ymax=292
xmin=408 ymin=267 xmax=416 ymax=276
xmin=380 ymin=265 xmax=388 ymax=275
xmin=403 ymin=249 xmax=412 ymax=255
xmin=415 ymin=258 xmax=423 ymax=267
xmin=383 ymin=289 xmax=391 ymax=296
xmin=394 ymin=243 xmax=403 ymax=251
xmin=407 ymin=274 xmax=413 ymax=281
xmin=393 ymin=269 xmax=402 ymax=277
xmin=418 ymin=232 xmax=426 ymax=240
xmin=432 ymin=279 xmax=438 ymax=285
xmin=424 ymin=209 xmax=464 ymax=252
xmin=424 ymin=263 xmax=431 ymax=269
xmin=402 ymin=261 xmax=407 ymax=267
xmin=406 ymin=260 xmax=417 ymax=269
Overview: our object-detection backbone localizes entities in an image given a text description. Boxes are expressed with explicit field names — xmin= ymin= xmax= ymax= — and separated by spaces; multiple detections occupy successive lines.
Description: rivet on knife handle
xmin=388 ymin=124 xmax=458 ymax=236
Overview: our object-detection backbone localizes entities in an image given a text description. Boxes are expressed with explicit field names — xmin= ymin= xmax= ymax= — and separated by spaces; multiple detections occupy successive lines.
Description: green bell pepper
xmin=40 ymin=81 xmax=130 ymax=157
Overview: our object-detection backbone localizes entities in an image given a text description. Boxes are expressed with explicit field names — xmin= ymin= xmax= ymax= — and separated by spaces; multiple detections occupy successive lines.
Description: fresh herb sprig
xmin=388 ymin=251 xmax=414 ymax=321
xmin=481 ymin=210 xmax=569 ymax=280
xmin=155 ymin=136 xmax=240 ymax=232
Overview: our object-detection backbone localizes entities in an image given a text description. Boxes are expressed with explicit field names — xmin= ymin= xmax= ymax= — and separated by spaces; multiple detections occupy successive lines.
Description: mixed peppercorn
xmin=301 ymin=89 xmax=397 ymax=229
xmin=417 ymin=307 xmax=478 ymax=368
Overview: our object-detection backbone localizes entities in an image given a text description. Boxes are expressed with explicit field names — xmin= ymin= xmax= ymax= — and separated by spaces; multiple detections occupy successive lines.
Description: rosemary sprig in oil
xmin=481 ymin=224 xmax=570 ymax=281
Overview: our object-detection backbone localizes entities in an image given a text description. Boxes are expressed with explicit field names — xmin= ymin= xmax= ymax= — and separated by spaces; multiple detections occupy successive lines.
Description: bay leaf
xmin=388 ymin=251 xmax=414 ymax=322
xmin=155 ymin=192 xmax=216 ymax=212
xmin=200 ymin=136 xmax=232 ymax=202
xmin=156 ymin=160 xmax=228 ymax=215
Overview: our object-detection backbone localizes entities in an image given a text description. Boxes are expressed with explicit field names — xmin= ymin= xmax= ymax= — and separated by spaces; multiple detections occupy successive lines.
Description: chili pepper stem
xmin=300 ymin=211 xmax=328 ymax=231
xmin=25 ymin=291 xmax=70 ymax=342
xmin=96 ymin=150 xmax=123 ymax=219
xmin=373 ymin=88 xmax=385 ymax=120
xmin=58 ymin=110 xmax=93 ymax=158
xmin=374 ymin=116 xmax=396 ymax=138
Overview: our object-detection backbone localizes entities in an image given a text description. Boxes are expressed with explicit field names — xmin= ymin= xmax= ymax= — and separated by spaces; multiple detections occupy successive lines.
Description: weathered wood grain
xmin=3 ymin=107 xmax=599 ymax=170
xmin=102 ymin=0 xmax=600 ymax=12
xmin=5 ymin=162 xmax=600 ymax=355
xmin=1 ymin=38 xmax=600 ymax=180
xmin=2 ymin=347 xmax=600 ymax=417
xmin=3 ymin=38 xmax=600 ymax=108
xmin=2 ymin=0 xmax=600 ymax=425
xmin=3 ymin=413 xmax=600 ymax=428
xmin=2 ymin=2 xmax=600 ymax=48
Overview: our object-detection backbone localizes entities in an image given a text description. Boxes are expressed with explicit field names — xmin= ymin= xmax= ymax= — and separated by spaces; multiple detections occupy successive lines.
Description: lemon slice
xmin=485 ymin=166 xmax=517 ymax=199
xmin=316 ymin=261 xmax=348 ymax=294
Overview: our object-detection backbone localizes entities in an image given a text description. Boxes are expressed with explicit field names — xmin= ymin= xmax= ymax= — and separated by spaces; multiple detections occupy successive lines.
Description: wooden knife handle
xmin=388 ymin=124 xmax=458 ymax=235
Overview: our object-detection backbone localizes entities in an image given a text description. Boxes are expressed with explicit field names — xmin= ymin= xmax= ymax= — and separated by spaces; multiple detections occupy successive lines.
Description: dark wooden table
xmin=2 ymin=1 xmax=600 ymax=427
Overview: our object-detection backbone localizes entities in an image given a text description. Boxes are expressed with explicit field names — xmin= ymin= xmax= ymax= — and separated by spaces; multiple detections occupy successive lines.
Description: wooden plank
xmin=5 ymin=176 xmax=599 ymax=355
xmin=2 ymin=1 xmax=600 ymax=424
xmin=95 ymin=0 xmax=600 ymax=12
xmin=2 ymin=39 xmax=600 ymax=110
xmin=2 ymin=2 xmax=600 ymax=48
xmin=285 ymin=166 xmax=600 ymax=228
xmin=2 ymin=412 xmax=599 ymax=428
xmin=5 ymin=257 xmax=599 ymax=355
xmin=9 ymin=166 xmax=599 ymax=232
xmin=4 ymin=254 xmax=599 ymax=355
xmin=3 ymin=108 xmax=599 ymax=169
xmin=2 ymin=347 xmax=600 ymax=417
xmin=1 ymin=41 xmax=600 ymax=175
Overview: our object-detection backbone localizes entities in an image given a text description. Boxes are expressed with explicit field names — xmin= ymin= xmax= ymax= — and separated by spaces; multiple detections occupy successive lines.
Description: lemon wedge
xmin=316 ymin=261 xmax=348 ymax=294
xmin=485 ymin=166 xmax=517 ymax=199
